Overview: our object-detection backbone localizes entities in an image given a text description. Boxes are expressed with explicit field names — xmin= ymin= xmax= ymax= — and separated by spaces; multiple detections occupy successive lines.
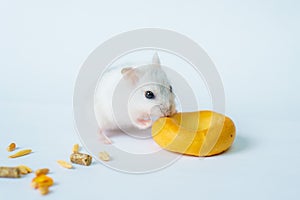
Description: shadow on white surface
xmin=225 ymin=134 xmax=254 ymax=155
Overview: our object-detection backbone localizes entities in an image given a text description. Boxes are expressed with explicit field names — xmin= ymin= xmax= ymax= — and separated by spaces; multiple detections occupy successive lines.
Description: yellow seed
xmin=20 ymin=165 xmax=32 ymax=173
xmin=98 ymin=151 xmax=110 ymax=161
xmin=31 ymin=174 xmax=53 ymax=196
xmin=18 ymin=166 xmax=28 ymax=174
xmin=6 ymin=143 xmax=16 ymax=152
xmin=57 ymin=160 xmax=72 ymax=169
xmin=18 ymin=165 xmax=32 ymax=174
xmin=32 ymin=174 xmax=54 ymax=189
xmin=39 ymin=186 xmax=49 ymax=195
xmin=8 ymin=149 xmax=32 ymax=158
xmin=31 ymin=181 xmax=38 ymax=189
xmin=72 ymin=144 xmax=79 ymax=153
xmin=35 ymin=168 xmax=49 ymax=176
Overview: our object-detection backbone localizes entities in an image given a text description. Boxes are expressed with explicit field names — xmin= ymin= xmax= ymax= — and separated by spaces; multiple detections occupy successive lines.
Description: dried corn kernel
xmin=70 ymin=152 xmax=92 ymax=166
xmin=72 ymin=144 xmax=79 ymax=153
xmin=31 ymin=174 xmax=54 ymax=189
xmin=6 ymin=143 xmax=16 ymax=152
xmin=98 ymin=151 xmax=110 ymax=161
xmin=57 ymin=160 xmax=73 ymax=169
xmin=18 ymin=165 xmax=32 ymax=174
xmin=35 ymin=168 xmax=49 ymax=176
xmin=8 ymin=149 xmax=32 ymax=158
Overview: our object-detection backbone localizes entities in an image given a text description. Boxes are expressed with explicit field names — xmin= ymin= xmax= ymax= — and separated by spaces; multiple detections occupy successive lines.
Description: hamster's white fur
xmin=94 ymin=53 xmax=176 ymax=143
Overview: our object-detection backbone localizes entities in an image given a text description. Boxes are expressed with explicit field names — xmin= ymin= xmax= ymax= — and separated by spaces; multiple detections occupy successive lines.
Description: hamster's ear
xmin=121 ymin=67 xmax=139 ymax=85
xmin=152 ymin=52 xmax=161 ymax=66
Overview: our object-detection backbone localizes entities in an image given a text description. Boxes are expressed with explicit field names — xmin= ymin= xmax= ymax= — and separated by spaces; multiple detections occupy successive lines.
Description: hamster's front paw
xmin=98 ymin=129 xmax=112 ymax=144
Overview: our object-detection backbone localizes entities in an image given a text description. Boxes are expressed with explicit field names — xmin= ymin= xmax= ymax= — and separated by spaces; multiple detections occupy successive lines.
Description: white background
xmin=1 ymin=0 xmax=300 ymax=200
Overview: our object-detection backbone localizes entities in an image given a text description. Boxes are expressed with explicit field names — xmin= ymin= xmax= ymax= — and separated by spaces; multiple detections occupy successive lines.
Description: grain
xmin=8 ymin=149 xmax=32 ymax=158
xmin=72 ymin=144 xmax=79 ymax=153
xmin=31 ymin=174 xmax=53 ymax=196
xmin=35 ymin=168 xmax=49 ymax=176
xmin=98 ymin=151 xmax=110 ymax=161
xmin=31 ymin=174 xmax=54 ymax=188
xmin=57 ymin=160 xmax=73 ymax=169
xmin=6 ymin=143 xmax=16 ymax=152
xmin=18 ymin=165 xmax=32 ymax=174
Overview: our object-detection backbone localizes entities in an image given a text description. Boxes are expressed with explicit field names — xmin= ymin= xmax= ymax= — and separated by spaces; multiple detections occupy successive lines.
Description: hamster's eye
xmin=169 ymin=85 xmax=173 ymax=93
xmin=145 ymin=91 xmax=155 ymax=99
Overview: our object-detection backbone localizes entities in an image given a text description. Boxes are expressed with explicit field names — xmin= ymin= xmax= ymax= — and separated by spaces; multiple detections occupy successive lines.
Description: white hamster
xmin=94 ymin=53 xmax=176 ymax=143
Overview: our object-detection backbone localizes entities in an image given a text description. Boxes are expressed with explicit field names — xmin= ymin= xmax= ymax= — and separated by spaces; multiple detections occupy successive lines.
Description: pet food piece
xmin=6 ymin=143 xmax=16 ymax=152
xmin=0 ymin=167 xmax=21 ymax=178
xmin=57 ymin=160 xmax=73 ymax=169
xmin=152 ymin=111 xmax=236 ymax=156
xmin=18 ymin=165 xmax=32 ymax=174
xmin=35 ymin=168 xmax=49 ymax=176
xmin=98 ymin=151 xmax=110 ymax=161
xmin=70 ymin=152 xmax=92 ymax=166
xmin=8 ymin=149 xmax=32 ymax=158
xmin=72 ymin=144 xmax=79 ymax=153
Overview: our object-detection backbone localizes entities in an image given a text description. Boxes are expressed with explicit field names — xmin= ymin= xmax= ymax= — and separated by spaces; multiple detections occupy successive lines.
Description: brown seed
xmin=6 ymin=143 xmax=16 ymax=152
xmin=70 ymin=152 xmax=92 ymax=166
xmin=0 ymin=167 xmax=21 ymax=178
xmin=57 ymin=160 xmax=73 ymax=169
xmin=8 ymin=149 xmax=32 ymax=158
xmin=18 ymin=165 xmax=32 ymax=175
xmin=35 ymin=168 xmax=49 ymax=176
xmin=72 ymin=144 xmax=79 ymax=153
xmin=98 ymin=151 xmax=110 ymax=161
